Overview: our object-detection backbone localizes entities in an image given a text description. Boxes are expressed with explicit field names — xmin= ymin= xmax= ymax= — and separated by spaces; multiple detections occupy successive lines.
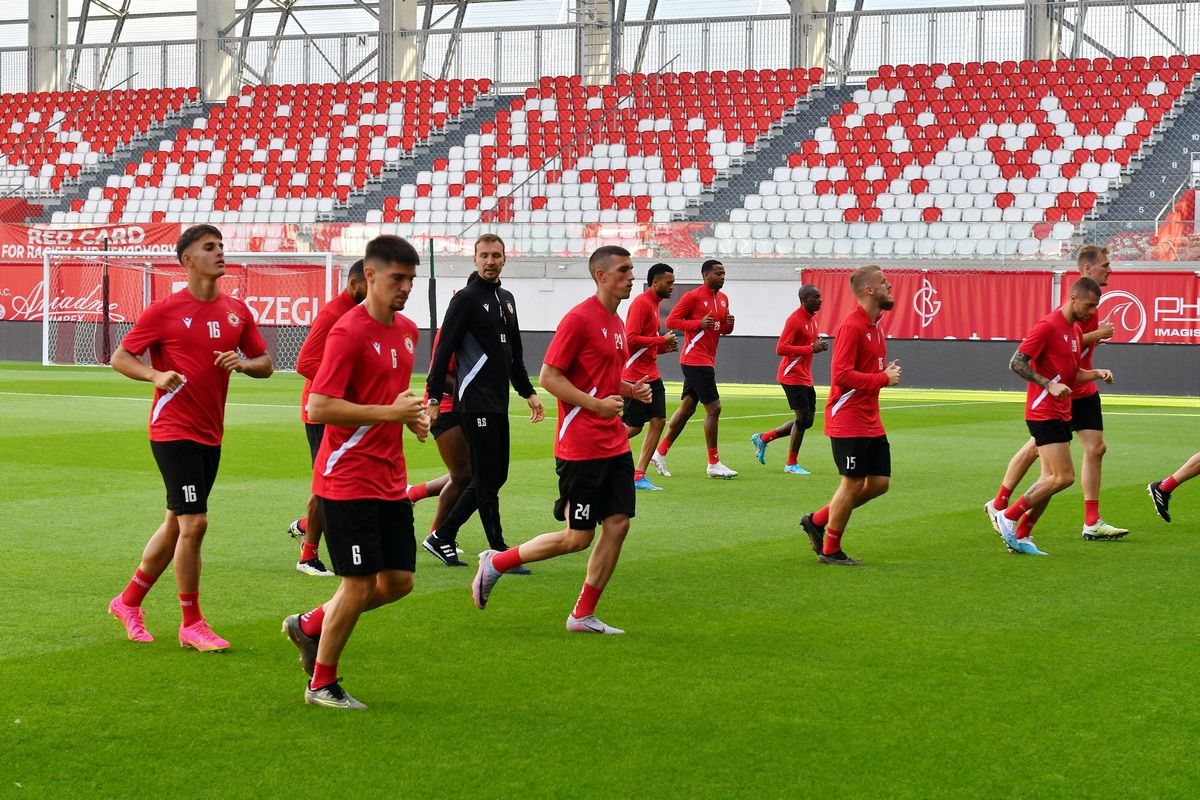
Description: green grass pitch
xmin=2 ymin=361 xmax=1198 ymax=798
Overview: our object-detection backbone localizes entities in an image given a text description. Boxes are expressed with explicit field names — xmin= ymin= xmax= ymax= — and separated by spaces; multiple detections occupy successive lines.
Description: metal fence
xmin=3 ymin=0 xmax=1200 ymax=95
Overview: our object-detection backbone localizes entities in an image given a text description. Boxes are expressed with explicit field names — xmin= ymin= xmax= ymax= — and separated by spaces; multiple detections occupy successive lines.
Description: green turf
xmin=1 ymin=360 xmax=1198 ymax=798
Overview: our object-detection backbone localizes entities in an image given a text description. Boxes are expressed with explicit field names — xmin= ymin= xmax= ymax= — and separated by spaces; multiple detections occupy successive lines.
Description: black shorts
xmin=1027 ymin=419 xmax=1073 ymax=446
xmin=553 ymin=451 xmax=636 ymax=530
xmin=305 ymin=422 xmax=325 ymax=464
xmin=318 ymin=497 xmax=416 ymax=576
xmin=1070 ymin=393 xmax=1103 ymax=432
xmin=783 ymin=384 xmax=817 ymax=416
xmin=622 ymin=378 xmax=666 ymax=428
xmin=431 ymin=410 xmax=462 ymax=440
xmin=681 ymin=364 xmax=720 ymax=405
xmin=150 ymin=440 xmax=221 ymax=515
xmin=830 ymin=435 xmax=891 ymax=477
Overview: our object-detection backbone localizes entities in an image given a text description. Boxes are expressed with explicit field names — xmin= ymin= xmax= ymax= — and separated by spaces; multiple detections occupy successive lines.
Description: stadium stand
xmin=367 ymin=69 xmax=823 ymax=229
xmin=715 ymin=55 xmax=1200 ymax=258
xmin=55 ymin=79 xmax=491 ymax=226
xmin=0 ymin=87 xmax=196 ymax=202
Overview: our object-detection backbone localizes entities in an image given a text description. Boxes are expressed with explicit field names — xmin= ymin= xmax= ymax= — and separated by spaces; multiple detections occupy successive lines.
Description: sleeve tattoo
xmin=1009 ymin=350 xmax=1050 ymax=389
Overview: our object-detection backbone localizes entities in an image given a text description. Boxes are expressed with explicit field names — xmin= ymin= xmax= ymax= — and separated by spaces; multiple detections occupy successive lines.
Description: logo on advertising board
xmin=913 ymin=278 xmax=941 ymax=328
xmin=1097 ymin=291 xmax=1147 ymax=343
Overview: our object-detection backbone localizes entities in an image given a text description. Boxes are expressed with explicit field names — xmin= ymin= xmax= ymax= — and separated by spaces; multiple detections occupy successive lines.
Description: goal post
xmin=41 ymin=249 xmax=337 ymax=370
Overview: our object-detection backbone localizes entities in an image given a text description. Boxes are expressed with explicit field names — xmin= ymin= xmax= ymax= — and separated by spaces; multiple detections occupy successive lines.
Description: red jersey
xmin=776 ymin=307 xmax=820 ymax=386
xmin=621 ymin=288 xmax=670 ymax=382
xmin=120 ymin=288 xmax=267 ymax=446
xmin=1018 ymin=308 xmax=1082 ymax=422
xmin=311 ymin=304 xmax=419 ymax=501
xmin=824 ymin=305 xmax=889 ymax=438
xmin=543 ymin=295 xmax=630 ymax=461
xmin=1070 ymin=311 xmax=1099 ymax=400
xmin=296 ymin=289 xmax=359 ymax=423
xmin=666 ymin=285 xmax=731 ymax=368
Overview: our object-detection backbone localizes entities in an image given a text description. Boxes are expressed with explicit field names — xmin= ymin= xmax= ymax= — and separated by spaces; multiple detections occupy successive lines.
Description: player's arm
xmin=1082 ymin=318 xmax=1114 ymax=345
xmin=775 ymin=317 xmax=813 ymax=357
xmin=426 ymin=293 xmax=472 ymax=405
xmin=626 ymin=301 xmax=667 ymax=351
xmin=216 ymin=312 xmax=274 ymax=378
xmin=665 ymin=292 xmax=703 ymax=331
xmin=295 ymin=307 xmax=336 ymax=380
xmin=721 ymin=309 xmax=734 ymax=335
xmin=829 ymin=329 xmax=892 ymax=389
xmin=308 ymin=390 xmax=425 ymax=426
xmin=111 ymin=345 xmax=183 ymax=392
xmin=539 ymin=363 xmax=624 ymax=419
xmin=1075 ymin=367 xmax=1115 ymax=385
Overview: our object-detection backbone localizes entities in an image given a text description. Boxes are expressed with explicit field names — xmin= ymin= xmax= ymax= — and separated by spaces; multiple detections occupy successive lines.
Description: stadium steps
xmin=29 ymin=102 xmax=207 ymax=223
xmin=1091 ymin=78 xmax=1200 ymax=227
xmin=334 ymin=93 xmax=514 ymax=223
xmin=696 ymin=85 xmax=860 ymax=223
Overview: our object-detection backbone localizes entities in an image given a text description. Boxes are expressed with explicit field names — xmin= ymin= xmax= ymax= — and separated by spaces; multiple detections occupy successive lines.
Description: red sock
xmin=179 ymin=592 xmax=202 ymax=627
xmin=656 ymin=439 xmax=672 ymax=456
xmin=812 ymin=505 xmax=830 ymax=528
xmin=1084 ymin=500 xmax=1100 ymax=526
xmin=1003 ymin=496 xmax=1032 ymax=522
xmin=634 ymin=469 xmax=646 ymax=482
xmin=492 ymin=546 xmax=525 ymax=573
xmin=1016 ymin=513 xmax=1039 ymax=540
xmin=407 ymin=482 xmax=429 ymax=503
xmin=707 ymin=448 xmax=719 ymax=465
xmin=994 ymin=484 xmax=1013 ymax=511
xmin=787 ymin=450 xmax=798 ymax=466
xmin=310 ymin=660 xmax=338 ymax=690
xmin=120 ymin=568 xmax=156 ymax=607
xmin=1161 ymin=475 xmax=1179 ymax=493
xmin=760 ymin=429 xmax=779 ymax=443
xmin=295 ymin=517 xmax=307 ymax=534
xmin=571 ymin=582 xmax=603 ymax=619
xmin=300 ymin=604 xmax=325 ymax=637
xmin=300 ymin=541 xmax=319 ymax=562
xmin=823 ymin=528 xmax=843 ymax=555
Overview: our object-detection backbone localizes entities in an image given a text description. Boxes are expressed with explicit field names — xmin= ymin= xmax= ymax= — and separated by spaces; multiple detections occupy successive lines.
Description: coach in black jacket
xmin=424 ymin=234 xmax=545 ymax=565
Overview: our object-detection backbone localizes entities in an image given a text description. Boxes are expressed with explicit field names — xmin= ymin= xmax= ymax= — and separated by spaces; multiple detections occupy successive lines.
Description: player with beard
xmin=800 ymin=266 xmax=900 ymax=566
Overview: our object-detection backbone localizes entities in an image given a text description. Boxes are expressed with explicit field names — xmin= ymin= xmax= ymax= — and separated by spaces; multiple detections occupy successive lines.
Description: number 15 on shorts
xmin=844 ymin=456 xmax=856 ymax=471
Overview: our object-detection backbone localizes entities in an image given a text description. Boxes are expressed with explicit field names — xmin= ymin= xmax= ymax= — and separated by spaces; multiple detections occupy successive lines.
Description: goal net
xmin=41 ymin=250 xmax=337 ymax=370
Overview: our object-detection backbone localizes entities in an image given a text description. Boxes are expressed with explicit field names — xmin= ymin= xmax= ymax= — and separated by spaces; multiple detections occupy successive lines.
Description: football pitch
xmin=2 ymin=361 xmax=1198 ymax=798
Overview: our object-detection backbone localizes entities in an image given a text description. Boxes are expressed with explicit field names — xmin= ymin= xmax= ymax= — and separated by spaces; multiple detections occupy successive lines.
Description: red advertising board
xmin=802 ymin=269 xmax=1057 ymax=341
xmin=0 ymin=222 xmax=181 ymax=259
xmin=1059 ymin=271 xmax=1200 ymax=344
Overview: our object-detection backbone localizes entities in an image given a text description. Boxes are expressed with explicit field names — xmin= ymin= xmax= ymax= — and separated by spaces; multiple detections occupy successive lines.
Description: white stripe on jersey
xmin=322 ymin=425 xmax=372 ymax=476
xmin=457 ymin=352 xmax=489 ymax=400
xmin=558 ymin=387 xmax=598 ymax=441
xmin=829 ymin=388 xmax=856 ymax=416
xmin=151 ymin=378 xmax=187 ymax=424
xmin=1030 ymin=374 xmax=1061 ymax=410
xmin=783 ymin=357 xmax=802 ymax=375
xmin=683 ymin=329 xmax=705 ymax=356
xmin=624 ymin=346 xmax=649 ymax=370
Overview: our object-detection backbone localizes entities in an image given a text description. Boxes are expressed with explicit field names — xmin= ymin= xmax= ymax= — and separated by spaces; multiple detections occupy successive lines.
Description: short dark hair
xmin=347 ymin=259 xmax=365 ymax=280
xmin=701 ymin=259 xmax=723 ymax=276
xmin=365 ymin=235 xmax=419 ymax=268
xmin=474 ymin=233 xmax=505 ymax=253
xmin=176 ymin=224 xmax=222 ymax=263
xmin=647 ymin=263 xmax=673 ymax=284
xmin=1070 ymin=276 xmax=1102 ymax=299
xmin=588 ymin=245 xmax=631 ymax=271
xmin=798 ymin=283 xmax=819 ymax=301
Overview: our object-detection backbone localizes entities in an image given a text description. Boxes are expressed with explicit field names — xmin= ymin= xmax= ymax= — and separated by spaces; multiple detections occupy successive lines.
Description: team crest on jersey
xmin=507 ymin=301 xmax=514 ymax=314
xmin=183 ymin=317 xmax=192 ymax=328
xmin=227 ymin=311 xmax=240 ymax=327
xmin=404 ymin=336 xmax=415 ymax=354
xmin=372 ymin=342 xmax=381 ymax=355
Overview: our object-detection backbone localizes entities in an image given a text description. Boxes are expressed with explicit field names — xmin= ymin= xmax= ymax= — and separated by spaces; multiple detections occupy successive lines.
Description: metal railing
xmin=3 ymin=1 xmax=1200 ymax=95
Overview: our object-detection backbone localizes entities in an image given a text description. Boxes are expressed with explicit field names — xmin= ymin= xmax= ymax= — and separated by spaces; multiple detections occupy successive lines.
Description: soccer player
xmin=984 ymin=245 xmax=1128 ymax=540
xmin=994 ymin=277 xmax=1112 ymax=556
xmin=469 ymin=245 xmax=652 ymax=634
xmin=282 ymin=235 xmax=429 ymax=710
xmin=751 ymin=284 xmax=829 ymax=474
xmin=423 ymin=234 xmax=544 ymax=565
xmin=107 ymin=224 xmax=273 ymax=650
xmin=288 ymin=259 xmax=367 ymax=577
xmin=622 ymin=262 xmax=679 ymax=491
xmin=654 ymin=259 xmax=737 ymax=479
xmin=1148 ymin=454 xmax=1200 ymax=522
xmin=799 ymin=266 xmax=900 ymax=566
